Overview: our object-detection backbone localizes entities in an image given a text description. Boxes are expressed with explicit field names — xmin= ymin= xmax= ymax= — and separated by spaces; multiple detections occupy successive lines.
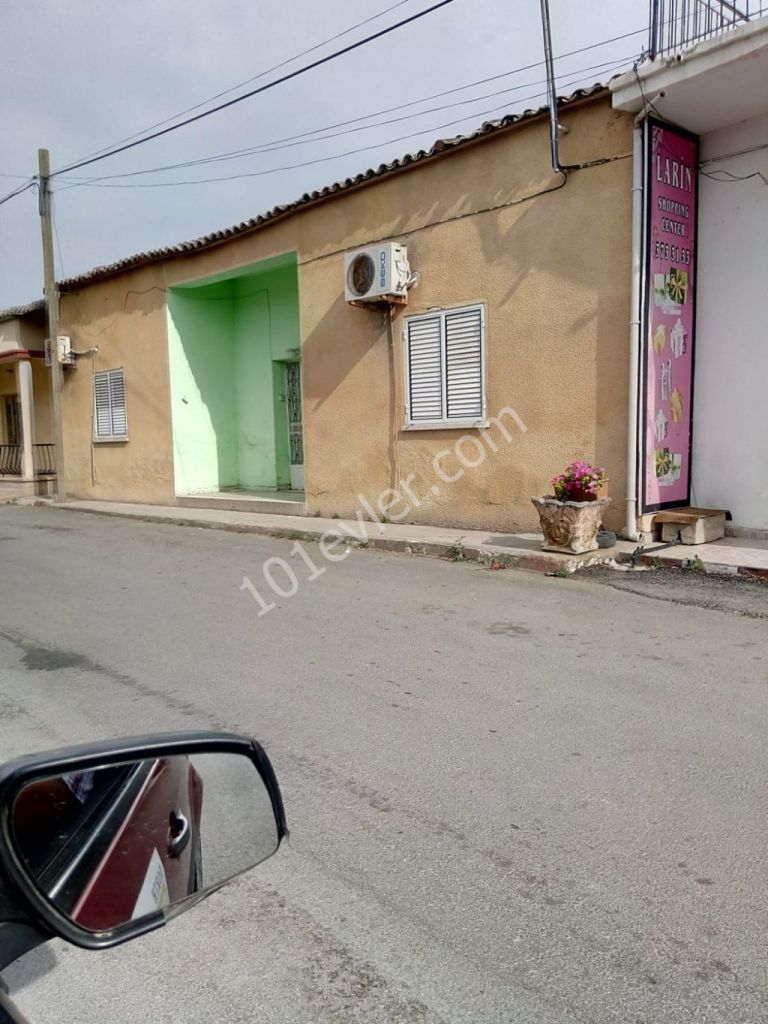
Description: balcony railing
xmin=34 ymin=443 xmax=56 ymax=475
xmin=0 ymin=444 xmax=56 ymax=476
xmin=648 ymin=0 xmax=767 ymax=59
xmin=0 ymin=445 xmax=21 ymax=476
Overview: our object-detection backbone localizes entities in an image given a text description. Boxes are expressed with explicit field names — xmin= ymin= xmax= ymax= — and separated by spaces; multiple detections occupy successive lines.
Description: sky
xmin=0 ymin=0 xmax=642 ymax=309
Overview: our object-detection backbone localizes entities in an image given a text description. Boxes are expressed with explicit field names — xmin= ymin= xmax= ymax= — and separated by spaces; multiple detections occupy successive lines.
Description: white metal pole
xmin=625 ymin=118 xmax=645 ymax=541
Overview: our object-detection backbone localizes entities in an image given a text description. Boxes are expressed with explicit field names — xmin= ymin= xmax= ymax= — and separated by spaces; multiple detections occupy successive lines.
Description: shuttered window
xmin=406 ymin=314 xmax=443 ymax=421
xmin=405 ymin=305 xmax=485 ymax=426
xmin=93 ymin=368 xmax=128 ymax=441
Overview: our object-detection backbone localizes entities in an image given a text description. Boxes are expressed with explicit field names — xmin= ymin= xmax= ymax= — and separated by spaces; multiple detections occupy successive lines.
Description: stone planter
xmin=531 ymin=496 xmax=612 ymax=554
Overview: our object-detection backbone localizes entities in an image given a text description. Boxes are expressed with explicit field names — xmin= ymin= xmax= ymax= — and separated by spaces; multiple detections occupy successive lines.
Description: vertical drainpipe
xmin=625 ymin=116 xmax=645 ymax=541
xmin=539 ymin=0 xmax=566 ymax=174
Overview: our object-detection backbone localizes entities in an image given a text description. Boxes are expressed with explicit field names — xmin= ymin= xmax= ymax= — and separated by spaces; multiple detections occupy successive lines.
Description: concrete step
xmin=0 ymin=477 xmax=56 ymax=501
xmin=176 ymin=493 xmax=307 ymax=516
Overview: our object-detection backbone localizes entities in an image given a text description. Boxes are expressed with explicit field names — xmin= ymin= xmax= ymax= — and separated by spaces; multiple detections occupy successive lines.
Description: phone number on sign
xmin=654 ymin=242 xmax=692 ymax=265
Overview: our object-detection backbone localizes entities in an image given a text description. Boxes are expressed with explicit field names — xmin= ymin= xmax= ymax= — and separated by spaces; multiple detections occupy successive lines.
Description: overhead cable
xmin=61 ymin=54 xmax=637 ymax=184
xmin=59 ymin=59 xmax=635 ymax=190
xmin=70 ymin=0 xmax=419 ymax=166
xmin=51 ymin=0 xmax=459 ymax=177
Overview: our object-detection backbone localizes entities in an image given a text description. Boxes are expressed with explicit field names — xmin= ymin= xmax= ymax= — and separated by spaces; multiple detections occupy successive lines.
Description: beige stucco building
xmin=0 ymin=304 xmax=55 ymax=496
xmin=2 ymin=88 xmax=635 ymax=532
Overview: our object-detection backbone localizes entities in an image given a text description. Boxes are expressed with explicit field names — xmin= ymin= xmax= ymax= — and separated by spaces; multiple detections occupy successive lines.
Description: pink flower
xmin=550 ymin=460 xmax=607 ymax=499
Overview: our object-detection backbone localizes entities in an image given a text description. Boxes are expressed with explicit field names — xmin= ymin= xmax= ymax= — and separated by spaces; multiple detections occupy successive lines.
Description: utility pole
xmin=38 ymin=148 xmax=65 ymax=500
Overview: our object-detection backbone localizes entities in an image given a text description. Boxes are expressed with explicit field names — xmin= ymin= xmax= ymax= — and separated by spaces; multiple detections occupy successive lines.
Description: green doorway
xmin=167 ymin=253 xmax=302 ymax=496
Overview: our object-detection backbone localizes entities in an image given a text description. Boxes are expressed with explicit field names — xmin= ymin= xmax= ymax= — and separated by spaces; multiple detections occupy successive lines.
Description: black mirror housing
xmin=0 ymin=732 xmax=287 ymax=951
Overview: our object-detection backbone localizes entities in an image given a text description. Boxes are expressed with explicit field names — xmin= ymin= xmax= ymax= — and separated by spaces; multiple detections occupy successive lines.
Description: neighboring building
xmin=3 ymin=85 xmax=635 ymax=533
xmin=612 ymin=2 xmax=768 ymax=533
xmin=0 ymin=303 xmax=55 ymax=497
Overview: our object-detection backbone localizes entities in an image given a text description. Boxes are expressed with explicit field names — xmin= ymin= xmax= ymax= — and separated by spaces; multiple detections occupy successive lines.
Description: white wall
xmin=693 ymin=112 xmax=768 ymax=530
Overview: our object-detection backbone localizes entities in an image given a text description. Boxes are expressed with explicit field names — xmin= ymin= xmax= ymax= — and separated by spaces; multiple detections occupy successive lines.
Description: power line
xmin=61 ymin=53 xmax=637 ymax=185
xmin=0 ymin=179 xmax=35 ymax=208
xmin=4 ymin=22 xmax=651 ymax=211
xmin=51 ymin=193 xmax=66 ymax=277
xmin=58 ymin=59 xmax=635 ymax=191
xmin=71 ymin=0 xmax=418 ymax=167
xmin=51 ymin=0 xmax=459 ymax=178
xmin=62 ymin=24 xmax=651 ymax=186
xmin=6 ymin=26 xmax=643 ymax=209
xmin=2 ymin=17 xmax=680 ymax=205
xmin=65 ymin=21 xmax=651 ymax=182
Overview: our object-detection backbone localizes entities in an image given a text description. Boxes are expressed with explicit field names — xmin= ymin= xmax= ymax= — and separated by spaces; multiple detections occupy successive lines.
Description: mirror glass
xmin=10 ymin=751 xmax=279 ymax=932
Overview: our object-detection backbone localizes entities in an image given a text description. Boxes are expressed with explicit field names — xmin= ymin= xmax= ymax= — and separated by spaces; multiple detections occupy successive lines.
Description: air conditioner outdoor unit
xmin=58 ymin=336 xmax=76 ymax=365
xmin=344 ymin=243 xmax=410 ymax=302
xmin=45 ymin=336 xmax=75 ymax=367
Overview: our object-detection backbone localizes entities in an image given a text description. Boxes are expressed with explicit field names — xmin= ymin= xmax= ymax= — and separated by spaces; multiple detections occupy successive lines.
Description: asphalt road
xmin=0 ymin=505 xmax=766 ymax=1024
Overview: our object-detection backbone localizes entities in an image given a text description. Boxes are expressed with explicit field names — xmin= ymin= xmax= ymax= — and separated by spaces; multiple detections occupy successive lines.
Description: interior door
xmin=284 ymin=362 xmax=304 ymax=490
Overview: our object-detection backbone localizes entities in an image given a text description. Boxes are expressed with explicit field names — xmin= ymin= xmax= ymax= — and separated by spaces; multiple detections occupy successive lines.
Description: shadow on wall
xmin=300 ymin=147 xmax=632 ymax=529
xmin=306 ymin=293 xmax=385 ymax=414
xmin=300 ymin=124 xmax=609 ymax=403
xmin=474 ymin=167 xmax=632 ymax=525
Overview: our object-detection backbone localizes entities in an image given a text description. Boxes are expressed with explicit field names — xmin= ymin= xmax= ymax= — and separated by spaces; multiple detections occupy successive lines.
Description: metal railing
xmin=0 ymin=445 xmax=22 ymax=476
xmin=0 ymin=444 xmax=56 ymax=476
xmin=648 ymin=0 xmax=766 ymax=58
xmin=33 ymin=443 xmax=56 ymax=475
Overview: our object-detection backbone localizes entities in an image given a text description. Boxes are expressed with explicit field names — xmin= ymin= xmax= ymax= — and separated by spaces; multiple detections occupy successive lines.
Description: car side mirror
xmin=0 ymin=732 xmax=287 ymax=950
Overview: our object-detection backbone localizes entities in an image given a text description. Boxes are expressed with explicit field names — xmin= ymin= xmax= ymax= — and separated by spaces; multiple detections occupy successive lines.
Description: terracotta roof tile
xmin=0 ymin=300 xmax=45 ymax=323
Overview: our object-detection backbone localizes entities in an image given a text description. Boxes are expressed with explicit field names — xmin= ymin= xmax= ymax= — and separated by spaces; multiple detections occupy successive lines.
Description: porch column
xmin=16 ymin=358 xmax=35 ymax=479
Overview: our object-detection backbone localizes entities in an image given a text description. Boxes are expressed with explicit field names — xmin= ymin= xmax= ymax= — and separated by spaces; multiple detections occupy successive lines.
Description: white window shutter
xmin=108 ymin=369 xmax=127 ymax=437
xmin=94 ymin=368 xmax=127 ymax=439
xmin=94 ymin=372 xmax=113 ymax=438
xmin=407 ymin=315 xmax=443 ymax=421
xmin=444 ymin=307 xmax=483 ymax=419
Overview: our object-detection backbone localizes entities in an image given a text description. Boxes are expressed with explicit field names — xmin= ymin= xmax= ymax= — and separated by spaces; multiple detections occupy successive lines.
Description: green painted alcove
xmin=167 ymin=253 xmax=300 ymax=494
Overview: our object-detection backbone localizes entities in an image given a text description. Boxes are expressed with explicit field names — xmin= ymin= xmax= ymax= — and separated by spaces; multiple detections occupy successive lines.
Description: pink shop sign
xmin=640 ymin=117 xmax=698 ymax=513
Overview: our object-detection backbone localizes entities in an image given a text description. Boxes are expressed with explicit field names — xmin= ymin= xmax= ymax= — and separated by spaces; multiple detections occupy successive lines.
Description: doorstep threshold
xmin=176 ymin=491 xmax=307 ymax=516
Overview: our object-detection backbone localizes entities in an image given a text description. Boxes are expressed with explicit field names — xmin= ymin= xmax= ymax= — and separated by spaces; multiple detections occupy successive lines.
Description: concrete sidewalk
xmin=26 ymin=498 xmax=768 ymax=580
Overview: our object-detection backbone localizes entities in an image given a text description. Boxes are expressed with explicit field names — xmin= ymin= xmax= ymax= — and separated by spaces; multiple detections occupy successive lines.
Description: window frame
xmin=93 ymin=367 xmax=129 ymax=443
xmin=402 ymin=303 xmax=488 ymax=431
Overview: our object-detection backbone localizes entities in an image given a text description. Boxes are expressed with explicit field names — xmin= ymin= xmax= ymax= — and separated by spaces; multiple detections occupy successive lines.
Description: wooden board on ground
xmin=653 ymin=507 xmax=725 ymax=524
